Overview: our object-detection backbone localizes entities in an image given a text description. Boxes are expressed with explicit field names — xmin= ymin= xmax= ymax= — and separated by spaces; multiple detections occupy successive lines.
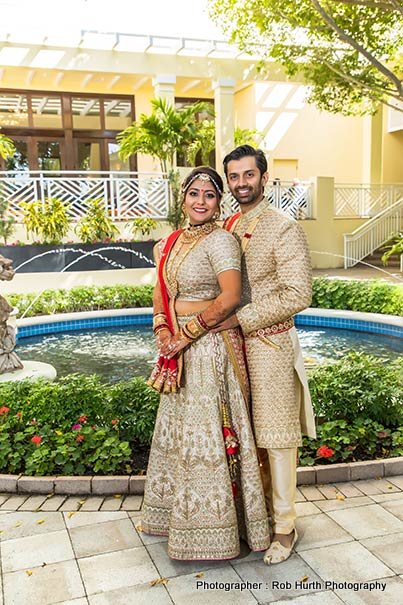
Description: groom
xmin=216 ymin=145 xmax=316 ymax=564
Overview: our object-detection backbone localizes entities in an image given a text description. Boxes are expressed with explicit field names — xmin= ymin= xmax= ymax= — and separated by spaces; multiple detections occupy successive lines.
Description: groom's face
xmin=226 ymin=156 xmax=268 ymax=207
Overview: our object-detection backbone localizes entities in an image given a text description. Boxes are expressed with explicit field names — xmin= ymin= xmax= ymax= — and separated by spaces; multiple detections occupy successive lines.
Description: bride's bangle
xmin=182 ymin=316 xmax=208 ymax=341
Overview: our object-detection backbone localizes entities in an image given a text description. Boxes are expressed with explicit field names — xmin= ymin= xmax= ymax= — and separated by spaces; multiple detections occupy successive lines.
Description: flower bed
xmin=0 ymin=353 xmax=401 ymax=476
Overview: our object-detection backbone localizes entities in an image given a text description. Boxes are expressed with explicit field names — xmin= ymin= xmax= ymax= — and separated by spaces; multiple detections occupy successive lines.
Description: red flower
xmin=72 ymin=423 xmax=82 ymax=431
xmin=0 ymin=406 xmax=10 ymax=415
xmin=317 ymin=445 xmax=335 ymax=459
xmin=78 ymin=415 xmax=88 ymax=423
xmin=111 ymin=419 xmax=118 ymax=426
xmin=31 ymin=435 xmax=42 ymax=446
xmin=15 ymin=412 xmax=22 ymax=418
xmin=376 ymin=431 xmax=388 ymax=439
xmin=76 ymin=434 xmax=85 ymax=443
xmin=223 ymin=427 xmax=239 ymax=455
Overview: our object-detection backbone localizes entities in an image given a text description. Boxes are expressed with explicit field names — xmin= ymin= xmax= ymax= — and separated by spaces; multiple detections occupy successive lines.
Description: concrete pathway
xmin=1 ymin=476 xmax=403 ymax=604
xmin=312 ymin=266 xmax=402 ymax=283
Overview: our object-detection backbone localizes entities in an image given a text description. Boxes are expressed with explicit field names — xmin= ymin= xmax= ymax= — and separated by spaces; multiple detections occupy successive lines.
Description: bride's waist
xmin=175 ymin=299 xmax=213 ymax=316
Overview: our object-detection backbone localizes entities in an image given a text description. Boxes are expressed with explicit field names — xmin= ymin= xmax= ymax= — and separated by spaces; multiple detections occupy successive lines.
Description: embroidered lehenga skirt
xmin=141 ymin=325 xmax=270 ymax=560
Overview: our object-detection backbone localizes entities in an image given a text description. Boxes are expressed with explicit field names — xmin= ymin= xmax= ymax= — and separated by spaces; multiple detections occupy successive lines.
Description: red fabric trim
xmin=158 ymin=229 xmax=183 ymax=333
xmin=156 ymin=229 xmax=183 ymax=381
xmin=223 ymin=212 xmax=241 ymax=233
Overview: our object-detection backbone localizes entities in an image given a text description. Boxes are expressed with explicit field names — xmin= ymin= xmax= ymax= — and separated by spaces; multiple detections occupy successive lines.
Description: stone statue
xmin=0 ymin=254 xmax=23 ymax=373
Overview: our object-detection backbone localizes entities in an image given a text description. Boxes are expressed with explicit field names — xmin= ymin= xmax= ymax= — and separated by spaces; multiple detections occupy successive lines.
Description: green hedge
xmin=7 ymin=284 xmax=153 ymax=318
xmin=8 ymin=278 xmax=402 ymax=318
xmin=0 ymin=354 xmax=401 ymax=475
xmin=312 ymin=277 xmax=403 ymax=316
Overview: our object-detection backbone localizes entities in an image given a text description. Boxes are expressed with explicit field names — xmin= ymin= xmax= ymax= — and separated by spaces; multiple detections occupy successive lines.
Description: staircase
xmin=363 ymin=248 xmax=401 ymax=269
xmin=344 ymin=198 xmax=403 ymax=269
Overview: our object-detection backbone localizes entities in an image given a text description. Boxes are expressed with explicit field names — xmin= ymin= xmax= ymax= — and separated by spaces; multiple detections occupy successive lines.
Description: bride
xmin=141 ymin=166 xmax=270 ymax=560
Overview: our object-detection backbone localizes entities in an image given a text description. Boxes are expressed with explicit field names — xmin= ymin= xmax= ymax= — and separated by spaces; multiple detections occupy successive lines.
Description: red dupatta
xmin=147 ymin=229 xmax=183 ymax=393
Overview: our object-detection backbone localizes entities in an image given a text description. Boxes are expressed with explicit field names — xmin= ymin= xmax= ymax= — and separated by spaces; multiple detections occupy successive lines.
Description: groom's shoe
xmin=263 ymin=529 xmax=298 ymax=565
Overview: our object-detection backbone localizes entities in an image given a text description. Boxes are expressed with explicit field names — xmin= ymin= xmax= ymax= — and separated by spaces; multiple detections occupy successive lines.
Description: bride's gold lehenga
xmin=141 ymin=227 xmax=270 ymax=560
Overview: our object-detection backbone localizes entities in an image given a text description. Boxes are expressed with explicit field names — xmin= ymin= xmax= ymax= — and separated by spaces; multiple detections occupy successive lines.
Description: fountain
xmin=0 ymin=253 xmax=56 ymax=383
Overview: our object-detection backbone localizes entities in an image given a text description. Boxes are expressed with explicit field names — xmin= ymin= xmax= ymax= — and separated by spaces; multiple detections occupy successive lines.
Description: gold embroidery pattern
xmin=142 ymin=325 xmax=270 ymax=559
xmin=233 ymin=204 xmax=314 ymax=448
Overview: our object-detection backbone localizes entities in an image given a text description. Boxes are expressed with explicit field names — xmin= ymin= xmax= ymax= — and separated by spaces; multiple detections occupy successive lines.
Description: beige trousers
xmin=258 ymin=447 xmax=297 ymax=534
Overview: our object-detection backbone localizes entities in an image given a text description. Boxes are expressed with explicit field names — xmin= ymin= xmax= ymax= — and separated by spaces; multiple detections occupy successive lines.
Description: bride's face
xmin=184 ymin=179 xmax=219 ymax=225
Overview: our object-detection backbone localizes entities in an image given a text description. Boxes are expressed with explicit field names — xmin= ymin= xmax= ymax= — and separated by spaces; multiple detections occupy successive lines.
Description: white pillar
xmin=152 ymin=74 xmax=176 ymax=104
xmin=213 ymin=78 xmax=235 ymax=170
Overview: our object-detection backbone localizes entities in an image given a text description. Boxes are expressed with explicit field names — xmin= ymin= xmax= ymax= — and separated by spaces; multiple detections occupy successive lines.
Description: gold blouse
xmin=165 ymin=228 xmax=241 ymax=301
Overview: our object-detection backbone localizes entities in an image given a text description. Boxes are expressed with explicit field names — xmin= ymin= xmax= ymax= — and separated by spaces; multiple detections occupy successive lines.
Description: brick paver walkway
xmin=1 ymin=476 xmax=402 ymax=604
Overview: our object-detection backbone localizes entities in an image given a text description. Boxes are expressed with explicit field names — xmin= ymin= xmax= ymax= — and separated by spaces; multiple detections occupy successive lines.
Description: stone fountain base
xmin=0 ymin=360 xmax=57 ymax=383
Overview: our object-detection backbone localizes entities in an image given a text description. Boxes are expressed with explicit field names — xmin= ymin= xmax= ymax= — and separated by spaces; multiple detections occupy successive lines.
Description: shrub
xmin=299 ymin=419 xmax=403 ymax=466
xmin=8 ymin=279 xmax=401 ymax=320
xmin=7 ymin=284 xmax=153 ymax=317
xmin=312 ymin=278 xmax=403 ymax=316
xmin=21 ymin=198 xmax=70 ymax=244
xmin=75 ymin=198 xmax=119 ymax=243
xmin=131 ymin=218 xmax=158 ymax=238
xmin=309 ymin=352 xmax=403 ymax=427
xmin=0 ymin=374 xmax=158 ymax=476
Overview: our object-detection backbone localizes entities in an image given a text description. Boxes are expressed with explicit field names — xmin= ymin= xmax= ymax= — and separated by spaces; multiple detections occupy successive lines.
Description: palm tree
xmin=117 ymin=98 xmax=214 ymax=228
xmin=117 ymin=98 xmax=214 ymax=173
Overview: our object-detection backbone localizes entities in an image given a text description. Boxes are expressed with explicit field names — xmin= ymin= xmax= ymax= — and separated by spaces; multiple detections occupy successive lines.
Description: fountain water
xmin=16 ymin=246 xmax=155 ymax=320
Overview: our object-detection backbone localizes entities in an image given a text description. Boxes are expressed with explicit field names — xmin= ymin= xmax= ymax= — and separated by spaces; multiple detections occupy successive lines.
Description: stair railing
xmin=344 ymin=198 xmax=403 ymax=268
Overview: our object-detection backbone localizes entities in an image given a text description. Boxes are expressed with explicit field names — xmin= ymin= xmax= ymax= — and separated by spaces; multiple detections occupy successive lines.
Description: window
xmin=0 ymin=90 xmax=135 ymax=171
xmin=0 ymin=93 xmax=29 ymax=127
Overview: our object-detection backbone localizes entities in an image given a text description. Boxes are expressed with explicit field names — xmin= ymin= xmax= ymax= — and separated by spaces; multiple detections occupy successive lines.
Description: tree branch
xmin=389 ymin=0 xmax=403 ymax=16
xmin=323 ymin=59 xmax=401 ymax=100
xmin=310 ymin=0 xmax=402 ymax=94
xmin=331 ymin=0 xmax=401 ymax=12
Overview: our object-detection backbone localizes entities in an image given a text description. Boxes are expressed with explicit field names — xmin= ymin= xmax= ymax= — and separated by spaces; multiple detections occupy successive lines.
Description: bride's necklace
xmin=181 ymin=220 xmax=218 ymax=242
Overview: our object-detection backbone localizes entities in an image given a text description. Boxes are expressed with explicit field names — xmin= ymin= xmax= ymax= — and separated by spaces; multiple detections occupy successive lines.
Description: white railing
xmin=335 ymin=183 xmax=403 ymax=217
xmin=344 ymin=198 xmax=403 ymax=268
xmin=0 ymin=171 xmax=313 ymax=222
xmin=0 ymin=171 xmax=169 ymax=221
xmin=222 ymin=181 xmax=313 ymax=219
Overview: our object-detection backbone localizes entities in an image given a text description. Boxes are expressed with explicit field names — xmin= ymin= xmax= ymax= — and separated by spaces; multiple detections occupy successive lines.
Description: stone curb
xmin=0 ymin=457 xmax=401 ymax=495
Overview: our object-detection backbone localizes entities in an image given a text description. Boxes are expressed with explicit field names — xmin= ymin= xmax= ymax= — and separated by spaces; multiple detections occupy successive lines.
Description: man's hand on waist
xmin=211 ymin=314 xmax=240 ymax=332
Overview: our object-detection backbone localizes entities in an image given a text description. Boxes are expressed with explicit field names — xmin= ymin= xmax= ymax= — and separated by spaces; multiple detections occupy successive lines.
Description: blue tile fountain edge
xmin=16 ymin=312 xmax=402 ymax=341
xmin=295 ymin=314 xmax=402 ymax=338
xmin=17 ymin=314 xmax=153 ymax=340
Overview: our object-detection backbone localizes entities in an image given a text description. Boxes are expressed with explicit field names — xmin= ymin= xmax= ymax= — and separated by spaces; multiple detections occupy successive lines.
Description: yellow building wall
xmin=381 ymin=107 xmax=403 ymax=183
xmin=234 ymin=83 xmax=364 ymax=182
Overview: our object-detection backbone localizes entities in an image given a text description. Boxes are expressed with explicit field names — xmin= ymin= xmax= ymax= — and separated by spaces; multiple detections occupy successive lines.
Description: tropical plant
xmin=21 ymin=197 xmax=70 ymax=244
xmin=131 ymin=217 xmax=158 ymax=238
xmin=186 ymin=119 xmax=216 ymax=166
xmin=234 ymin=126 xmax=262 ymax=147
xmin=0 ymin=198 xmax=16 ymax=244
xmin=118 ymin=97 xmax=215 ymax=230
xmin=117 ymin=97 xmax=214 ymax=173
xmin=0 ymin=133 xmax=15 ymax=159
xmin=210 ymin=0 xmax=403 ymax=115
xmin=382 ymin=232 xmax=403 ymax=265
xmin=75 ymin=198 xmax=119 ymax=243
xmin=166 ymin=169 xmax=185 ymax=230
xmin=186 ymin=123 xmax=263 ymax=166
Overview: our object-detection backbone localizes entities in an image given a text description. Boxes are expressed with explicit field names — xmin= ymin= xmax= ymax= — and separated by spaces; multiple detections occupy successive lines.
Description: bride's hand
xmin=164 ymin=331 xmax=191 ymax=359
xmin=156 ymin=328 xmax=172 ymax=353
